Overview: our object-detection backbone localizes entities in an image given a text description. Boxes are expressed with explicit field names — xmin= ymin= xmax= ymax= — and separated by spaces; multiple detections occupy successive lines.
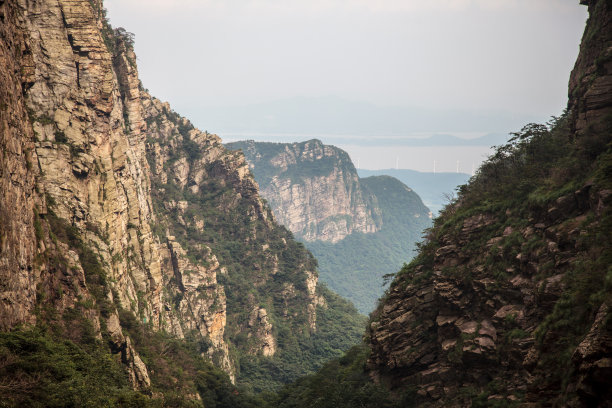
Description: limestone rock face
xmin=17 ymin=0 xmax=165 ymax=328
xmin=227 ymin=139 xmax=382 ymax=243
xmin=248 ymin=307 xmax=277 ymax=356
xmin=164 ymin=236 xmax=233 ymax=379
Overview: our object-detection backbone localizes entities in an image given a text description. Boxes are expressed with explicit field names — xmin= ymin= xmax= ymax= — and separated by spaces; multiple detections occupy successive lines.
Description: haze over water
xmin=105 ymin=0 xmax=587 ymax=170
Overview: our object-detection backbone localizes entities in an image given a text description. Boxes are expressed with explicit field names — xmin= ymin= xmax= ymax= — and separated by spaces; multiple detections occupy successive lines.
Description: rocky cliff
xmin=0 ymin=0 xmax=364 ymax=401
xmin=569 ymin=0 xmax=612 ymax=137
xmin=227 ymin=140 xmax=432 ymax=313
xmin=0 ymin=0 xmax=40 ymax=332
xmin=226 ymin=139 xmax=382 ymax=243
xmin=368 ymin=1 xmax=612 ymax=406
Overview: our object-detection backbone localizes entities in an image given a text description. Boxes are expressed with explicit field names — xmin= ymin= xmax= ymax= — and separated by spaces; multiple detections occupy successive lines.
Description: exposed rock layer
xmin=569 ymin=0 xmax=612 ymax=136
xmin=0 ymin=0 xmax=40 ymax=331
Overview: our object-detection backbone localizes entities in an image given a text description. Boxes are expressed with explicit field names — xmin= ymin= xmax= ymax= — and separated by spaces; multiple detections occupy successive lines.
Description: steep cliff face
xmin=0 ymin=0 xmax=364 ymax=399
xmin=0 ymin=0 xmax=154 ymax=389
xmin=569 ymin=0 xmax=612 ymax=137
xmin=227 ymin=139 xmax=382 ymax=243
xmin=0 ymin=0 xmax=40 ymax=331
xmin=139 ymin=96 xmax=363 ymax=389
xmin=368 ymin=2 xmax=612 ymax=406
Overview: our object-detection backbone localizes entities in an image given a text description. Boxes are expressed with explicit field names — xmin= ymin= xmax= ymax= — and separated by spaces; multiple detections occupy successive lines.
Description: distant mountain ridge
xmin=224 ymin=131 xmax=510 ymax=148
xmin=226 ymin=139 xmax=432 ymax=313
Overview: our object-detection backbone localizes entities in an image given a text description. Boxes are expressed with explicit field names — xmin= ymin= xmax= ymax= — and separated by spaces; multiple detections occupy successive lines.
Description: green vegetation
xmin=0 ymin=325 xmax=264 ymax=408
xmin=388 ymin=110 xmax=612 ymax=400
xmin=6 ymin=207 xmax=261 ymax=407
xmin=117 ymin=314 xmax=264 ymax=408
xmin=0 ymin=328 xmax=148 ymax=407
xmin=271 ymin=344 xmax=412 ymax=408
xmin=146 ymin=115 xmax=365 ymax=392
xmin=308 ymin=176 xmax=431 ymax=313
xmin=357 ymin=168 xmax=471 ymax=215
xmin=236 ymin=286 xmax=366 ymax=393
xmin=277 ymin=110 xmax=611 ymax=406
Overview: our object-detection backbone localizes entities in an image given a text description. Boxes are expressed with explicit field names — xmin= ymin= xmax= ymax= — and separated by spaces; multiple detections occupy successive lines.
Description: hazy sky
xmin=104 ymin=0 xmax=588 ymax=171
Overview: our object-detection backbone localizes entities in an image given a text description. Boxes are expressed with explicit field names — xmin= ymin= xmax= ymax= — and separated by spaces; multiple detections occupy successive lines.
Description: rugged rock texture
xmin=0 ymin=0 xmax=40 ymax=331
xmin=368 ymin=2 xmax=612 ymax=406
xmin=0 ymin=0 xmax=364 ymax=394
xmin=226 ymin=139 xmax=382 ymax=243
xmin=569 ymin=0 xmax=612 ymax=137
xmin=248 ymin=307 xmax=276 ymax=356
xmin=164 ymin=235 xmax=233 ymax=376
xmin=369 ymin=200 xmax=610 ymax=404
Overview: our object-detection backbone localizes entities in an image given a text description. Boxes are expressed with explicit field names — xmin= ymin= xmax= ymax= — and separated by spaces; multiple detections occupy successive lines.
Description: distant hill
xmin=226 ymin=140 xmax=432 ymax=313
xmin=358 ymin=169 xmax=471 ymax=215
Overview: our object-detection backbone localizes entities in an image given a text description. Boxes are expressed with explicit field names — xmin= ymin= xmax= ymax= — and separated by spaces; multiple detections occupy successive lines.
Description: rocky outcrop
xmin=248 ymin=307 xmax=277 ymax=356
xmin=369 ymin=178 xmax=612 ymax=407
xmin=569 ymin=0 xmax=612 ymax=137
xmin=107 ymin=312 xmax=151 ymax=389
xmin=164 ymin=235 xmax=233 ymax=378
xmin=227 ymin=139 xmax=382 ymax=243
xmin=569 ymin=303 xmax=612 ymax=404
